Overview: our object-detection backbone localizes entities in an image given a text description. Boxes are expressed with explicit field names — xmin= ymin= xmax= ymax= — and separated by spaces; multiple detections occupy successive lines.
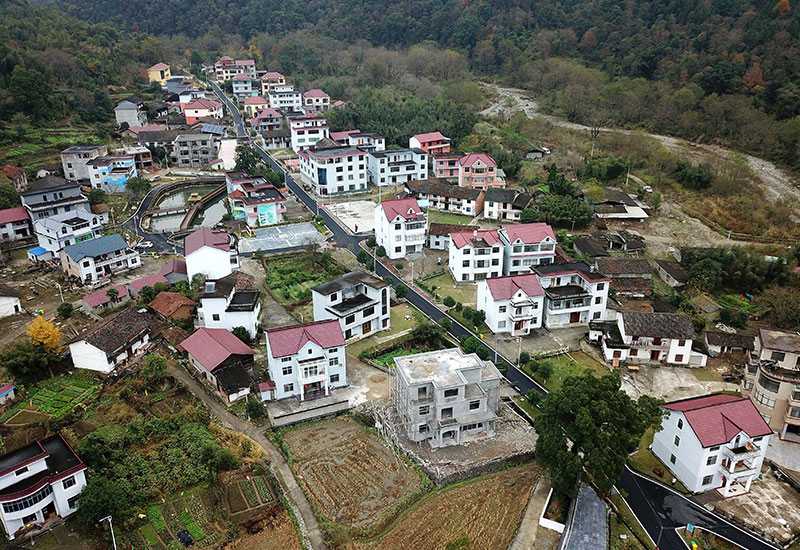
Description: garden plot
xmin=1 ymin=374 xmax=97 ymax=424
xmin=282 ymin=417 xmax=426 ymax=530
xmin=225 ymin=509 xmax=303 ymax=550
xmin=349 ymin=464 xmax=542 ymax=550
xmin=263 ymin=252 xmax=343 ymax=308
xmin=138 ymin=486 xmax=224 ymax=549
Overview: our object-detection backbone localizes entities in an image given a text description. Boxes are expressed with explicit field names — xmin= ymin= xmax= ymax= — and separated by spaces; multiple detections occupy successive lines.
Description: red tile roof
xmin=330 ymin=129 xmax=359 ymax=142
xmin=149 ymin=63 xmax=169 ymax=71
xmin=266 ymin=320 xmax=345 ymax=358
xmin=235 ymin=59 xmax=255 ymax=66
xmin=244 ymin=96 xmax=268 ymax=105
xmin=303 ymin=89 xmax=329 ymax=99
xmin=0 ymin=165 xmax=25 ymax=179
xmin=128 ymin=273 xmax=168 ymax=293
xmin=82 ymin=284 xmax=129 ymax=308
xmin=253 ymin=108 xmax=281 ymax=119
xmin=233 ymin=73 xmax=252 ymax=80
xmin=160 ymin=258 xmax=187 ymax=276
xmin=412 ymin=131 xmax=448 ymax=143
xmin=379 ymin=198 xmax=423 ymax=222
xmin=262 ymin=72 xmax=284 ymax=79
xmin=450 ymin=229 xmax=501 ymax=249
xmin=664 ymin=395 xmax=772 ymax=448
xmin=127 ymin=124 xmax=167 ymax=135
xmin=459 ymin=152 xmax=496 ymax=167
xmin=485 ymin=274 xmax=544 ymax=300
xmin=181 ymin=328 xmax=254 ymax=372
xmin=501 ymin=223 xmax=556 ymax=244
xmin=258 ymin=381 xmax=276 ymax=392
xmin=184 ymin=98 xmax=222 ymax=111
xmin=184 ymin=227 xmax=230 ymax=255
xmin=90 ymin=203 xmax=110 ymax=214
xmin=148 ymin=291 xmax=195 ymax=320
xmin=0 ymin=206 xmax=29 ymax=225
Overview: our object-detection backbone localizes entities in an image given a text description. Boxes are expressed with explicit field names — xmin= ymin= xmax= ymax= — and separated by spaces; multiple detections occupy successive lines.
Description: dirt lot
xmin=620 ymin=364 xmax=739 ymax=402
xmin=283 ymin=417 xmax=424 ymax=530
xmin=224 ymin=509 xmax=302 ymax=550
xmin=348 ymin=464 xmax=542 ymax=550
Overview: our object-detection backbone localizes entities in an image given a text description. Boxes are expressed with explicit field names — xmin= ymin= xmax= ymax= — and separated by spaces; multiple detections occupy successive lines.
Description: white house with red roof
xmin=448 ymin=229 xmax=504 ymax=282
xmin=298 ymin=144 xmax=367 ymax=195
xmin=302 ymin=89 xmax=330 ymax=111
xmin=265 ymin=320 xmax=346 ymax=401
xmin=289 ymin=115 xmax=329 ymax=151
xmin=374 ymin=197 xmax=427 ymax=260
xmin=458 ymin=153 xmax=505 ymax=189
xmin=498 ymin=223 xmax=557 ymax=275
xmin=214 ymin=57 xmax=256 ymax=81
xmin=409 ymin=132 xmax=451 ymax=155
xmin=477 ymin=274 xmax=544 ymax=336
xmin=652 ymin=394 xmax=771 ymax=497
xmin=184 ymin=227 xmax=238 ymax=281
xmin=260 ymin=71 xmax=286 ymax=95
xmin=534 ymin=262 xmax=610 ymax=327
xmin=243 ymin=96 xmax=270 ymax=118
xmin=250 ymin=108 xmax=282 ymax=132
xmin=0 ymin=206 xmax=31 ymax=243
xmin=268 ymin=85 xmax=303 ymax=112
xmin=183 ymin=98 xmax=223 ymax=125
xmin=181 ymin=327 xmax=255 ymax=403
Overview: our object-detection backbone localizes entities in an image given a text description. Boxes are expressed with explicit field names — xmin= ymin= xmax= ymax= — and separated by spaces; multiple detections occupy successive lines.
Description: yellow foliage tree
xmin=248 ymin=45 xmax=262 ymax=62
xmin=27 ymin=316 xmax=61 ymax=352
xmin=774 ymin=0 xmax=791 ymax=16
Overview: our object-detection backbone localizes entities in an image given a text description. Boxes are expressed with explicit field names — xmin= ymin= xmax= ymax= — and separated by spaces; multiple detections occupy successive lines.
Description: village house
xmin=593 ymin=230 xmax=646 ymax=254
xmin=499 ymin=223 xmax=557 ymax=275
xmin=478 ymin=274 xmax=545 ymax=336
xmin=20 ymin=177 xmax=90 ymax=222
xmin=265 ymin=320 xmax=347 ymax=402
xmin=0 ymin=283 xmax=21 ymax=318
xmin=409 ymin=132 xmax=451 ymax=155
xmin=406 ymin=179 xmax=484 ymax=217
xmin=311 ymin=271 xmax=391 ymax=340
xmin=32 ymin=208 xmax=102 ymax=261
xmin=260 ymin=129 xmax=291 ymax=150
xmin=214 ymin=56 xmax=257 ymax=80
xmin=448 ymin=229 xmax=504 ymax=282
xmin=249 ymin=107 xmax=282 ymax=132
xmin=0 ymin=165 xmax=28 ymax=192
xmin=243 ymin=96 xmax=270 ymax=118
xmin=136 ymin=130 xmax=181 ymax=152
xmin=81 ymin=283 xmax=129 ymax=312
xmin=655 ymin=259 xmax=690 ymax=289
xmin=69 ymin=308 xmax=154 ymax=373
xmin=535 ymin=261 xmax=610 ymax=327
xmin=427 ymin=222 xmax=479 ymax=250
xmin=0 ymin=206 xmax=31 ymax=243
xmin=458 ymin=153 xmax=505 ymax=190
xmin=573 ymin=236 xmax=609 ymax=259
xmin=60 ymin=145 xmax=108 ymax=183
xmin=374 ymin=197 xmax=427 ymax=260
xmin=183 ymin=98 xmax=223 ymax=125
xmin=298 ymin=144 xmax=368 ymax=195
xmin=184 ymin=227 xmax=238 ymax=281
xmin=394 ymin=348 xmax=501 ymax=448
xmin=87 ymin=155 xmax=137 ymax=193
xmin=593 ymin=189 xmax=649 ymax=221
xmin=594 ymin=311 xmax=705 ymax=366
xmin=260 ymin=71 xmax=286 ymax=95
xmin=0 ymin=384 xmax=15 ymax=405
xmin=159 ymin=258 xmax=188 ymax=285
xmin=149 ymin=291 xmax=195 ymax=322
xmin=147 ymin=62 xmax=171 ymax=86
xmin=268 ymin=85 xmax=303 ymax=112
xmin=338 ymin=131 xmax=385 ymax=152
xmin=431 ymin=151 xmax=463 ymax=180
xmin=652 ymin=394 xmax=771 ymax=497
xmin=704 ymin=331 xmax=755 ymax=356
xmin=367 ymin=148 xmax=428 ymax=187
xmin=232 ymin=74 xmax=259 ymax=102
xmin=181 ymin=328 xmax=255 ymax=403
xmin=0 ymin=433 xmax=87 ymax=540
xmin=483 ymin=188 xmax=533 ymax=221
xmin=113 ymin=145 xmax=154 ymax=172
xmin=60 ymin=233 xmax=140 ymax=284
xmin=196 ymin=272 xmax=261 ymax=339
xmin=226 ymin=171 xmax=286 ymax=227
xmin=289 ymin=115 xmax=330 ymax=151
xmin=177 ymin=89 xmax=205 ymax=109
xmin=114 ymin=98 xmax=148 ymax=128
xmin=173 ymin=133 xmax=219 ymax=167
xmin=743 ymin=328 xmax=800 ymax=438
xmin=594 ymin=258 xmax=653 ymax=298
xmin=126 ymin=272 xmax=169 ymax=300
xmin=302 ymin=89 xmax=330 ymax=111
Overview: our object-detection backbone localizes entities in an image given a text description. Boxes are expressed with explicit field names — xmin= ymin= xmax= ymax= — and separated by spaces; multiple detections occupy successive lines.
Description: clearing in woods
xmin=348 ymin=464 xmax=542 ymax=550
xmin=282 ymin=417 xmax=427 ymax=530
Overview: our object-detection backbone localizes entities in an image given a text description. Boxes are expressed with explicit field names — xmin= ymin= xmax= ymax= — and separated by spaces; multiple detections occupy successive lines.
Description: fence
xmin=682 ymin=206 xmax=800 ymax=245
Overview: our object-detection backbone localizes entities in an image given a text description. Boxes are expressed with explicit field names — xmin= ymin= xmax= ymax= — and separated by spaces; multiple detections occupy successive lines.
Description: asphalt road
xmin=122 ymin=182 xmax=177 ymax=253
xmin=209 ymin=80 xmax=246 ymax=137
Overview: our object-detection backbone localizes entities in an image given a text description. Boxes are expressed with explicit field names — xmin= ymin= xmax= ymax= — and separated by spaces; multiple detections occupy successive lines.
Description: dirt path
xmin=509 ymin=475 xmax=552 ymax=550
xmin=479 ymin=84 xmax=800 ymax=206
xmin=167 ymin=365 xmax=327 ymax=550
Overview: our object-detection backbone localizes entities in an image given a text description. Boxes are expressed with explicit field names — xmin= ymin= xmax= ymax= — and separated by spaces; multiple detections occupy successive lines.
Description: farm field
xmin=134 ymin=485 xmax=225 ymax=549
xmin=1 ymin=374 xmax=98 ymax=424
xmin=281 ymin=417 xmax=427 ymax=531
xmin=348 ymin=464 xmax=542 ymax=550
xmin=224 ymin=509 xmax=303 ymax=550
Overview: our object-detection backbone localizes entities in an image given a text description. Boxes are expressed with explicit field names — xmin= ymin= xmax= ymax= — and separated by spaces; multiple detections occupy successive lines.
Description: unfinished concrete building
xmin=394 ymin=348 xmax=501 ymax=448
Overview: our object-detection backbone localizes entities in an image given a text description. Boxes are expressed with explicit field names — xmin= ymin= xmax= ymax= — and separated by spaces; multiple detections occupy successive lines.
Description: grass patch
xmin=425 ymin=271 xmax=476 ymax=305
xmin=139 ymin=524 xmax=159 ymax=547
xmin=346 ymin=303 xmax=424 ymax=357
xmin=610 ymin=514 xmax=648 ymax=550
xmin=690 ymin=367 xmax=724 ymax=383
xmin=609 ymin=494 xmax=656 ymax=550
xmin=679 ymin=526 xmax=744 ymax=549
xmin=373 ymin=348 xmax=422 ymax=368
xmin=512 ymin=396 xmax=541 ymax=420
xmin=147 ymin=505 xmax=167 ymax=534
xmin=429 ymin=211 xmax=476 ymax=226
xmin=264 ymin=252 xmax=342 ymax=307
xmin=628 ymin=428 xmax=689 ymax=494
xmin=522 ymin=353 xmax=608 ymax=393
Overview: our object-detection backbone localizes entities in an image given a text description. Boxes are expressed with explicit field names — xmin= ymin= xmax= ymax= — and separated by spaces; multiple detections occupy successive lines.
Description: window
xmin=441 ymin=407 xmax=453 ymax=419
xmin=670 ymin=454 xmax=676 ymax=465
xmin=674 ymin=435 xmax=680 ymax=447
xmin=597 ymin=283 xmax=605 ymax=290
xmin=67 ymin=495 xmax=79 ymax=509
xmin=444 ymin=389 xmax=458 ymax=398
xmin=702 ymin=475 xmax=714 ymax=486
xmin=463 ymin=248 xmax=470 ymax=255
xmin=595 ymin=296 xmax=602 ymax=304
xmin=499 ymin=306 xmax=507 ymax=313
xmin=753 ymin=436 xmax=763 ymax=442
xmin=345 ymin=314 xmax=355 ymax=325
xmin=462 ymin=260 xmax=470 ymax=267
xmin=419 ymin=405 xmax=430 ymax=415
xmin=62 ymin=475 xmax=76 ymax=490
xmin=772 ymin=351 xmax=786 ymax=362
xmin=677 ymin=418 xmax=683 ymax=429
xmin=330 ymin=374 xmax=340 ymax=383
xmin=498 ymin=321 xmax=506 ymax=328
xmin=283 ymin=383 xmax=294 ymax=393
xmin=593 ymin=312 xmax=601 ymax=319
xmin=706 ymin=455 xmax=717 ymax=466
xmin=330 ymin=292 xmax=338 ymax=302
xmin=281 ymin=357 xmax=291 ymax=363
xmin=675 ymin=354 xmax=684 ymax=362
xmin=469 ymin=400 xmax=480 ymax=410
xmin=758 ymin=373 xmax=780 ymax=393
xmin=753 ymin=389 xmax=776 ymax=408
xmin=329 ymin=357 xmax=339 ymax=366
xmin=710 ymin=446 xmax=720 ymax=452
xmin=15 ymin=467 xmax=28 ymax=476
xmin=282 ymin=365 xmax=292 ymax=376
xmin=419 ymin=424 xmax=428 ymax=433
xmin=678 ymin=339 xmax=686 ymax=346
xmin=2 ymin=484 xmax=53 ymax=514
xmin=212 ymin=314 xmax=220 ymax=321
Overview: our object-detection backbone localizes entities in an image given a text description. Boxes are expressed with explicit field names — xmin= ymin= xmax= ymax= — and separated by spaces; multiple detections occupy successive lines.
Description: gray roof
xmin=0 ymin=283 xmax=20 ymax=298
xmin=654 ymin=260 xmax=689 ymax=283
xmin=63 ymin=233 xmax=129 ymax=261
xmin=484 ymin=187 xmax=518 ymax=203
xmin=594 ymin=258 xmax=651 ymax=276
xmin=115 ymin=100 xmax=139 ymax=110
xmin=573 ymin=237 xmax=609 ymax=258
xmin=61 ymin=145 xmax=104 ymax=154
xmin=705 ymin=331 xmax=755 ymax=350
xmin=312 ymin=271 xmax=391 ymax=295
xmin=407 ymin=179 xmax=482 ymax=201
xmin=622 ymin=312 xmax=694 ymax=340
xmin=36 ymin=208 xmax=94 ymax=231
xmin=22 ymin=176 xmax=75 ymax=195
xmin=563 ymin=485 xmax=607 ymax=550
xmin=80 ymin=308 xmax=154 ymax=356
xmin=137 ymin=130 xmax=180 ymax=143
xmin=175 ymin=133 xmax=214 ymax=142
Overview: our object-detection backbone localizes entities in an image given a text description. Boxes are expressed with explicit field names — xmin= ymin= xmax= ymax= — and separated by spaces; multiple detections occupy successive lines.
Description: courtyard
xmin=238 ymin=222 xmax=325 ymax=253
xmin=324 ymin=200 xmax=376 ymax=234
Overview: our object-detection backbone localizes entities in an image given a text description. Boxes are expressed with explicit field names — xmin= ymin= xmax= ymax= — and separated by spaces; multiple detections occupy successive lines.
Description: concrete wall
xmin=186 ymin=246 xmax=233 ymax=281
xmin=0 ymin=296 xmax=21 ymax=318
xmin=69 ymin=340 xmax=114 ymax=374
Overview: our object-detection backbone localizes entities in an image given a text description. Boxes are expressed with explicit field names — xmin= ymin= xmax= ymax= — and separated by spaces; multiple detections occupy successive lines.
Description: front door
xmin=361 ymin=320 xmax=371 ymax=335
xmin=570 ymin=311 xmax=580 ymax=323
xmin=650 ymin=350 xmax=660 ymax=361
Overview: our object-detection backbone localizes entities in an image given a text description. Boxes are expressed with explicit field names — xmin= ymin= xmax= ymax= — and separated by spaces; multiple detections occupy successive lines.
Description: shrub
xmin=246 ymin=399 xmax=265 ymax=419
xmin=455 ymin=302 xmax=463 ymax=312
xmin=475 ymin=346 xmax=490 ymax=360
xmin=438 ymin=317 xmax=452 ymax=331
xmin=57 ymin=302 xmax=73 ymax=319
xmin=519 ymin=351 xmax=531 ymax=365
xmin=395 ymin=262 xmax=404 ymax=270
xmin=537 ymin=361 xmax=554 ymax=381
xmin=526 ymin=389 xmax=542 ymax=407
xmin=357 ymin=249 xmax=369 ymax=264
xmin=366 ymin=236 xmax=376 ymax=247
xmin=395 ymin=284 xmax=408 ymax=299
xmin=232 ymin=326 xmax=252 ymax=346
xmin=443 ymin=296 xmax=456 ymax=307
xmin=377 ymin=245 xmax=386 ymax=257
xmin=719 ymin=307 xmax=748 ymax=329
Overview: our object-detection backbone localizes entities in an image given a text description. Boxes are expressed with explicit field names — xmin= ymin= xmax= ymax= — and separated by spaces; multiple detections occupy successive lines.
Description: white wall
xmin=448 ymin=242 xmax=504 ymax=283
xmin=0 ymin=296 xmax=21 ymax=318
xmin=266 ymin=339 xmax=346 ymax=400
xmin=69 ymin=340 xmax=114 ymax=374
xmin=186 ymin=247 xmax=233 ymax=281
xmin=197 ymin=297 xmax=260 ymax=338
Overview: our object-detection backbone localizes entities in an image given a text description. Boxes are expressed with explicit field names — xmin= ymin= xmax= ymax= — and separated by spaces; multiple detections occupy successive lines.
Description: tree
xmin=0 ymin=341 xmax=55 ymax=383
xmin=0 ymin=183 xmax=20 ymax=210
xmin=520 ymin=208 xmax=539 ymax=223
xmin=57 ymin=302 xmax=74 ymax=319
xmin=526 ymin=389 xmax=542 ymax=408
xmin=538 ymin=195 xmax=593 ymax=228
xmin=376 ymin=246 xmax=386 ymax=257
xmin=126 ymin=177 xmax=151 ymax=200
xmin=232 ymin=326 xmax=252 ymax=345
xmin=356 ymin=249 xmax=369 ymax=265
xmin=536 ymin=362 xmax=554 ymax=381
xmin=87 ymin=188 xmax=107 ymax=206
xmin=77 ymin=477 xmax=131 ymax=525
xmin=438 ymin=317 xmax=452 ymax=331
xmin=395 ymin=284 xmax=408 ymax=299
xmin=534 ymin=373 xmax=664 ymax=496
xmin=139 ymin=286 xmax=156 ymax=304
xmin=758 ymin=286 xmax=800 ymax=329
xmin=235 ymin=144 xmax=262 ymax=173
xmin=246 ymin=399 xmax=265 ymax=419
xmin=411 ymin=321 xmax=444 ymax=346
xmin=471 ymin=309 xmax=486 ymax=326
xmin=141 ymin=353 xmax=168 ymax=386
xmin=106 ymin=287 xmax=119 ymax=301
xmin=366 ymin=236 xmax=377 ymax=247
xmin=519 ymin=351 xmax=531 ymax=365
xmin=443 ymin=296 xmax=456 ymax=307
xmin=460 ymin=335 xmax=480 ymax=354
xmin=27 ymin=316 xmax=60 ymax=352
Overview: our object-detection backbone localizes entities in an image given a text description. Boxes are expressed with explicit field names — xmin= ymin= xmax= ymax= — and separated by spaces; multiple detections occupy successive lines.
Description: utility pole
xmin=99 ymin=516 xmax=118 ymax=550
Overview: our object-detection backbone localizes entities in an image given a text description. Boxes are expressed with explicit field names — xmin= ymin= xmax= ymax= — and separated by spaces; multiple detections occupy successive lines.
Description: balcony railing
xmin=722 ymin=443 xmax=761 ymax=462
xmin=719 ymin=461 xmax=758 ymax=478
xmin=630 ymin=340 xmax=671 ymax=350
xmin=510 ymin=309 xmax=534 ymax=321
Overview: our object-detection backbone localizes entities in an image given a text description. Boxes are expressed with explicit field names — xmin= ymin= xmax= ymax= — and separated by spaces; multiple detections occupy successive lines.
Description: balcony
xmin=297 ymin=358 xmax=327 ymax=383
xmin=510 ymin=309 xmax=534 ymax=321
xmin=630 ymin=339 xmax=671 ymax=350
xmin=545 ymin=285 xmax=591 ymax=300
xmin=547 ymin=298 xmax=591 ymax=312
xmin=719 ymin=460 xmax=758 ymax=479
xmin=510 ymin=296 xmax=536 ymax=307
xmin=722 ymin=443 xmax=761 ymax=462
xmin=438 ymin=417 xmax=457 ymax=427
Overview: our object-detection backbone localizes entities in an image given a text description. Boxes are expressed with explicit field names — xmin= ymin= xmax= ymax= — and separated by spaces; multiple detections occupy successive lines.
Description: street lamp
xmin=99 ymin=516 xmax=118 ymax=550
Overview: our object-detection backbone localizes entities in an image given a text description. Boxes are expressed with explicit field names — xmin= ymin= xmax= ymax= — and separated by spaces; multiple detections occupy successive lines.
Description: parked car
xmin=136 ymin=241 xmax=153 ymax=249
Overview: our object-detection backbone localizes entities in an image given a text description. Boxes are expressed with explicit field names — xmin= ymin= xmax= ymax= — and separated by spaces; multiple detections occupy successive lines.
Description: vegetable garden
xmin=264 ymin=252 xmax=342 ymax=308
xmin=1 ymin=374 xmax=97 ymax=424
xmin=136 ymin=486 xmax=224 ymax=549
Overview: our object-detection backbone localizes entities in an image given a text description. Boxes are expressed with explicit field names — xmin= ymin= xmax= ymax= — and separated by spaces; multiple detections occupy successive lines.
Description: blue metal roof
xmin=201 ymin=123 xmax=225 ymax=135
xmin=28 ymin=247 xmax=48 ymax=256
xmin=64 ymin=234 xmax=128 ymax=261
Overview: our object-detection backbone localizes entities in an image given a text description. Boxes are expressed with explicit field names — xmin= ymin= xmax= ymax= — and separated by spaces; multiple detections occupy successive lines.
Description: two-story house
xmin=184 ymin=227 xmax=239 ymax=280
xmin=311 ymin=271 xmax=391 ymax=340
xmin=458 ymin=153 xmax=505 ymax=189
xmin=260 ymin=71 xmax=286 ymax=95
xmin=499 ymin=223 xmax=557 ymax=275
xmin=406 ymin=179 xmax=484 ymax=217
xmin=243 ymin=96 xmax=270 ymax=118
xmin=33 ymin=208 xmax=102 ymax=261
xmin=483 ymin=188 xmax=533 ymax=221
xmin=367 ymin=149 xmax=428 ymax=187
xmin=394 ymin=348 xmax=501 ymax=448
xmin=477 ymin=274 xmax=545 ymax=336
xmin=265 ymin=320 xmax=347 ymax=401
xmin=183 ymin=99 xmax=223 ymax=125
xmin=232 ymin=74 xmax=259 ymax=102
xmin=114 ymin=98 xmax=148 ymax=128
xmin=534 ymin=262 xmax=609 ymax=327
xmin=60 ymin=145 xmax=108 ymax=183
xmin=172 ymin=134 xmax=219 ymax=168
xmin=68 ymin=308 xmax=154 ymax=373
xmin=652 ymin=394 xmax=771 ymax=497
xmin=289 ymin=115 xmax=330 ymax=151
xmin=20 ymin=177 xmax=90 ymax=222
xmin=0 ymin=433 xmax=87 ymax=539
xmin=181 ymin=327 xmax=255 ymax=403
xmin=299 ymin=145 xmax=368 ymax=196
xmin=0 ymin=165 xmax=28 ymax=192
xmin=302 ymin=89 xmax=330 ymax=111
xmin=448 ymin=229 xmax=504 ymax=282
xmin=196 ymin=272 xmax=261 ymax=339
xmin=595 ymin=311 xmax=703 ymax=365
xmin=147 ymin=62 xmax=171 ymax=86
xmin=268 ymin=86 xmax=303 ymax=112
xmin=0 ymin=207 xmax=31 ymax=243
xmin=409 ymin=132 xmax=451 ymax=156
xmin=427 ymin=222 xmax=479 ymax=250
xmin=374 ymin=198 xmax=427 ymax=260
xmin=87 ymin=156 xmax=137 ymax=193
xmin=743 ymin=328 xmax=800 ymax=438
xmin=60 ymin=233 xmax=140 ymax=284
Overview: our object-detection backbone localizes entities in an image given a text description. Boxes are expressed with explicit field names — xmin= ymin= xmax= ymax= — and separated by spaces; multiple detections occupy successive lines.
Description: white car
xmin=136 ymin=241 xmax=153 ymax=249
xmin=542 ymin=147 xmax=551 ymax=155
xmin=149 ymin=175 xmax=161 ymax=182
